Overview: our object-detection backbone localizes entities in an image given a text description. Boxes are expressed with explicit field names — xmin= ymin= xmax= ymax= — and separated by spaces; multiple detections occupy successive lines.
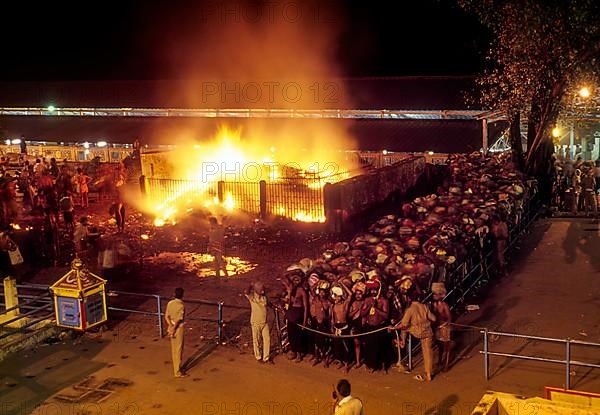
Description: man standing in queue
xmin=361 ymin=279 xmax=390 ymax=372
xmin=393 ymin=289 xmax=436 ymax=381
xmin=165 ymin=287 xmax=187 ymax=378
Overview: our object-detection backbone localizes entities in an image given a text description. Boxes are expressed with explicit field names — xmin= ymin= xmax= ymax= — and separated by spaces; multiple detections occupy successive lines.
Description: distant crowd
xmin=552 ymin=156 xmax=600 ymax=216
xmin=0 ymin=155 xmax=131 ymax=276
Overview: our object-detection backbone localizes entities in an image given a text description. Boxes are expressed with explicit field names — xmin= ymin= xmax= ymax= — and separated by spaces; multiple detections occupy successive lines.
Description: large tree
xmin=458 ymin=0 xmax=600 ymax=176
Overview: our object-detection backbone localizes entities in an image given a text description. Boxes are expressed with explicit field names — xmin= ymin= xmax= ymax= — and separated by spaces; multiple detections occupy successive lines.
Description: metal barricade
xmin=0 ymin=285 xmax=54 ymax=343
xmin=2 ymin=284 xmax=250 ymax=344
xmin=480 ymin=329 xmax=600 ymax=389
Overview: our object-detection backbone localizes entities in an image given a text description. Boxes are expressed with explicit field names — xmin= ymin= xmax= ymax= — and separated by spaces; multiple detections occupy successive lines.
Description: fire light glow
xmin=142 ymin=125 xmax=357 ymax=225
xmin=144 ymin=251 xmax=257 ymax=278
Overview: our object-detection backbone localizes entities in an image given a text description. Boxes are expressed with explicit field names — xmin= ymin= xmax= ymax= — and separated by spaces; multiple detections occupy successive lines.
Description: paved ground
xmin=1 ymin=218 xmax=600 ymax=415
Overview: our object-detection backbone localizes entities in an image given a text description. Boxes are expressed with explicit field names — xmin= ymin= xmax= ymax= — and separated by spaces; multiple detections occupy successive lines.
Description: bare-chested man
xmin=283 ymin=272 xmax=309 ymax=362
xmin=331 ymin=284 xmax=352 ymax=371
xmin=361 ymin=280 xmax=390 ymax=372
xmin=348 ymin=282 xmax=366 ymax=369
xmin=309 ymin=281 xmax=332 ymax=367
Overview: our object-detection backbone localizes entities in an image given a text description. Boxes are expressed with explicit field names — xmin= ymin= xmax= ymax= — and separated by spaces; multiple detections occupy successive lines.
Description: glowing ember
xmin=153 ymin=218 xmax=166 ymax=227
xmin=223 ymin=192 xmax=235 ymax=211
xmin=144 ymin=251 xmax=257 ymax=278
xmin=10 ymin=223 xmax=21 ymax=230
xmin=140 ymin=234 xmax=150 ymax=240
xmin=293 ymin=211 xmax=326 ymax=223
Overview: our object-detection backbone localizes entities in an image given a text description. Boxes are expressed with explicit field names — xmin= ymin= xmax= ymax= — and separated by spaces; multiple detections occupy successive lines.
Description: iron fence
xmin=0 ymin=286 xmax=55 ymax=343
xmin=265 ymin=179 xmax=326 ymax=222
xmin=141 ymin=157 xmax=427 ymax=227
xmin=481 ymin=329 xmax=600 ymax=389
xmin=222 ymin=181 xmax=261 ymax=215
xmin=0 ymin=283 xmax=251 ymax=344
xmin=145 ymin=178 xmax=219 ymax=208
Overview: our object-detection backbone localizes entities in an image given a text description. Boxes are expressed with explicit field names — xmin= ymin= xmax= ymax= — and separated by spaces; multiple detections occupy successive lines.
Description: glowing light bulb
xmin=579 ymin=87 xmax=591 ymax=98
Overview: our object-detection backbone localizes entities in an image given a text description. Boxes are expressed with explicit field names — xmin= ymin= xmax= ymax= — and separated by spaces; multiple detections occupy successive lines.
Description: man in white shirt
xmin=244 ymin=281 xmax=272 ymax=364
xmin=165 ymin=287 xmax=186 ymax=377
xmin=332 ymin=379 xmax=365 ymax=415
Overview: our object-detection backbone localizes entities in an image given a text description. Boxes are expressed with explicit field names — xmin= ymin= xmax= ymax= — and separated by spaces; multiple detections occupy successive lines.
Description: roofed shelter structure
xmin=0 ymin=77 xmax=507 ymax=153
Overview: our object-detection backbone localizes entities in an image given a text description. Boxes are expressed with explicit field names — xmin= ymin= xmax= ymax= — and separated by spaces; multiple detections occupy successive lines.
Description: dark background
xmin=0 ymin=0 xmax=487 ymax=81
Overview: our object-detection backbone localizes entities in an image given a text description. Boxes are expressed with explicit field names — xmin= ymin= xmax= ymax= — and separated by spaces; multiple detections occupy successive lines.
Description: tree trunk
xmin=509 ymin=112 xmax=524 ymax=170
xmin=527 ymin=97 xmax=541 ymax=152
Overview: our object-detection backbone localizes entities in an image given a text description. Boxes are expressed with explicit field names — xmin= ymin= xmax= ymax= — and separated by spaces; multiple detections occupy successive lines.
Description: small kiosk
xmin=50 ymin=259 xmax=108 ymax=330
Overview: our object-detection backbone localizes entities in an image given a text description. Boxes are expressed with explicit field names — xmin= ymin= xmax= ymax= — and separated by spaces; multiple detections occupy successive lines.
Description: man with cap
xmin=348 ymin=281 xmax=366 ymax=369
xmin=393 ymin=289 xmax=436 ymax=381
xmin=245 ymin=281 xmax=272 ymax=364
xmin=360 ymin=278 xmax=390 ymax=372
xmin=309 ymin=280 xmax=331 ymax=366
xmin=331 ymin=283 xmax=352 ymax=371
xmin=432 ymin=282 xmax=452 ymax=372
xmin=165 ymin=287 xmax=187 ymax=377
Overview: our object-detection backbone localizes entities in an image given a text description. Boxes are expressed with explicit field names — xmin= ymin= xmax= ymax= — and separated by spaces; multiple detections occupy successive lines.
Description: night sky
xmin=0 ymin=0 xmax=487 ymax=81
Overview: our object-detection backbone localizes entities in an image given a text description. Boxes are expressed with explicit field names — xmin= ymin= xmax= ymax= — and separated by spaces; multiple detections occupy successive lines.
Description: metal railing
xmin=481 ymin=329 xmax=600 ymax=389
xmin=0 ymin=287 xmax=55 ymax=343
xmin=0 ymin=283 xmax=251 ymax=344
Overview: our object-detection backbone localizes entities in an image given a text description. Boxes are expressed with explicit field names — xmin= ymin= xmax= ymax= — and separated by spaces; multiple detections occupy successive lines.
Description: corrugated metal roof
xmin=0 ymin=116 xmax=499 ymax=153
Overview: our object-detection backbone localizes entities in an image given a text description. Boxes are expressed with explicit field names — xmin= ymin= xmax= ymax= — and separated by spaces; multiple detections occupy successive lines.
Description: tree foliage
xmin=458 ymin=0 xmax=600 ymax=172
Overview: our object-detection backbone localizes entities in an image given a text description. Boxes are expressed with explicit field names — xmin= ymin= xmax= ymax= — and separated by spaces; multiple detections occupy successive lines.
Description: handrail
xmin=0 ymin=313 xmax=55 ymax=342
xmin=1 ymin=292 xmax=52 ymax=314
xmin=480 ymin=328 xmax=600 ymax=389
xmin=0 ymin=303 xmax=52 ymax=329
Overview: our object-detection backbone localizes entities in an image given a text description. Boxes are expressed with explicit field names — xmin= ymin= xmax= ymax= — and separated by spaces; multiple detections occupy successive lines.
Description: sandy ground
xmin=1 ymin=217 xmax=600 ymax=415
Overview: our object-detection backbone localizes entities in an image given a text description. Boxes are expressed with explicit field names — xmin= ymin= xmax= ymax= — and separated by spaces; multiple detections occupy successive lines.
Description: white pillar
xmin=593 ymin=136 xmax=600 ymax=161
xmin=569 ymin=125 xmax=575 ymax=159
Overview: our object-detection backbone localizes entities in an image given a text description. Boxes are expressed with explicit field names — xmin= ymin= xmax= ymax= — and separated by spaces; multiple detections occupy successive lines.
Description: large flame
xmin=141 ymin=125 xmax=357 ymax=225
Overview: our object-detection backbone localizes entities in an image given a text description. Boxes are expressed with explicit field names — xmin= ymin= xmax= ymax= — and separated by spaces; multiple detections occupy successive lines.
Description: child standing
xmin=77 ymin=168 xmax=91 ymax=208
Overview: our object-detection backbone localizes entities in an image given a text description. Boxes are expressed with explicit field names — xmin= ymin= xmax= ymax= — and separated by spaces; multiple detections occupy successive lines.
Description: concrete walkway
xmin=1 ymin=218 xmax=599 ymax=415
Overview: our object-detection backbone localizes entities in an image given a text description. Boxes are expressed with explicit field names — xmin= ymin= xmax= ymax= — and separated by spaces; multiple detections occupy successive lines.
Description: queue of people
xmin=278 ymin=152 xmax=535 ymax=380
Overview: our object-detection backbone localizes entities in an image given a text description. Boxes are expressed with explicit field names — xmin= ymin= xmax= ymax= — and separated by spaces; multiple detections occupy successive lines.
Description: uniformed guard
xmin=165 ymin=287 xmax=186 ymax=378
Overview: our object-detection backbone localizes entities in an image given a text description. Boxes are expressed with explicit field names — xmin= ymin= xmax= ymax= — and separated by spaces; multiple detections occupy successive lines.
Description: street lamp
xmin=579 ymin=87 xmax=591 ymax=99
xmin=552 ymin=127 xmax=561 ymax=138
xmin=47 ymin=105 xmax=56 ymax=113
